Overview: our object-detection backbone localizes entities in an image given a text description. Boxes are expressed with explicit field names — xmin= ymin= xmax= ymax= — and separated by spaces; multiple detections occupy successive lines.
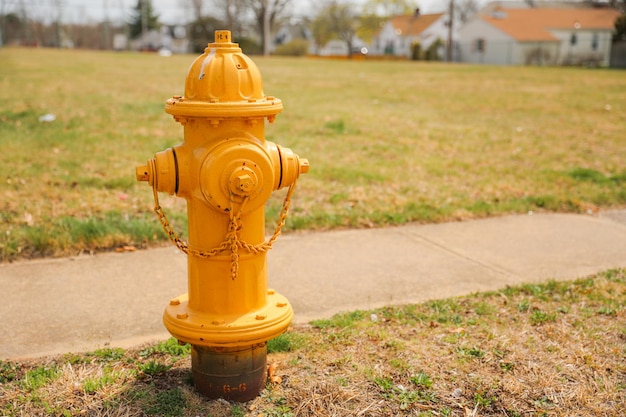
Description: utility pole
xmin=52 ymin=0 xmax=65 ymax=48
xmin=142 ymin=0 xmax=147 ymax=49
xmin=263 ymin=0 xmax=270 ymax=56
xmin=447 ymin=0 xmax=454 ymax=62
xmin=19 ymin=0 xmax=32 ymax=45
xmin=0 ymin=0 xmax=5 ymax=47
xmin=102 ymin=0 xmax=110 ymax=49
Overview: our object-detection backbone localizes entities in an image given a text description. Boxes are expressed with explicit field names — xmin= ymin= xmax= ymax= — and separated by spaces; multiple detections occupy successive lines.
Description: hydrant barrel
xmin=136 ymin=30 xmax=307 ymax=402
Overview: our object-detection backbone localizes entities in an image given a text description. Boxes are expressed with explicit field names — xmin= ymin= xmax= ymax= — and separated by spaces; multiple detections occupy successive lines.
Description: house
xmin=127 ymin=25 xmax=189 ymax=53
xmin=458 ymin=7 xmax=621 ymax=66
xmin=369 ymin=10 xmax=451 ymax=59
xmin=161 ymin=25 xmax=189 ymax=54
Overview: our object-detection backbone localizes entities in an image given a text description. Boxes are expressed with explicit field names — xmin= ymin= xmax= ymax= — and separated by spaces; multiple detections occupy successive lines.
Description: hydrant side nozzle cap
xmin=136 ymin=164 xmax=151 ymax=183
xmin=300 ymin=158 xmax=310 ymax=174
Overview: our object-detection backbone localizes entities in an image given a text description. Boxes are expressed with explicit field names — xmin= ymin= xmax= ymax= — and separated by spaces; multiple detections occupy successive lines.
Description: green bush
xmin=424 ymin=38 xmax=444 ymax=61
xmin=273 ymin=39 xmax=310 ymax=56
xmin=236 ymin=37 xmax=262 ymax=55
xmin=411 ymin=41 xmax=422 ymax=60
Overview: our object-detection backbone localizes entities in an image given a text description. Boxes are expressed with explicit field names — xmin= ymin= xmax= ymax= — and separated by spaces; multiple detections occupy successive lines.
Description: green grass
xmin=138 ymin=337 xmax=191 ymax=358
xmin=267 ymin=332 xmax=306 ymax=353
xmin=1 ymin=269 xmax=623 ymax=416
xmin=82 ymin=369 xmax=122 ymax=394
xmin=138 ymin=360 xmax=172 ymax=376
xmin=88 ymin=347 xmax=126 ymax=362
xmin=1 ymin=48 xmax=625 ymax=260
xmin=21 ymin=365 xmax=61 ymax=391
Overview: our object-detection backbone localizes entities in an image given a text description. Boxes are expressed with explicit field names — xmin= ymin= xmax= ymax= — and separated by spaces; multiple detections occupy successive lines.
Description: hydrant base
xmin=191 ymin=343 xmax=267 ymax=402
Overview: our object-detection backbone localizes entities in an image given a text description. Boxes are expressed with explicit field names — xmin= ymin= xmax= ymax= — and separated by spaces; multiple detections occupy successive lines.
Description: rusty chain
xmin=152 ymin=180 xmax=296 ymax=280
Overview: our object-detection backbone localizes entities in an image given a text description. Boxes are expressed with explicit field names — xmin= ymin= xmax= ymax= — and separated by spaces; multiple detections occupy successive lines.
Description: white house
xmin=458 ymin=7 xmax=621 ymax=66
xmin=370 ymin=11 xmax=451 ymax=59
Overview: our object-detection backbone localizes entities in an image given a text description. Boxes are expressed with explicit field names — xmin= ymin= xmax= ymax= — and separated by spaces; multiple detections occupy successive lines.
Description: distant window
xmin=475 ymin=38 xmax=485 ymax=53
xmin=592 ymin=33 xmax=599 ymax=51
xmin=570 ymin=33 xmax=577 ymax=46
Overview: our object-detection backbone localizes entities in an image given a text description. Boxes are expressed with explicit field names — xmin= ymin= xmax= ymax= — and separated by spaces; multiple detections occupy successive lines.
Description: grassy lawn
xmin=1 ymin=268 xmax=624 ymax=416
xmin=1 ymin=48 xmax=625 ymax=260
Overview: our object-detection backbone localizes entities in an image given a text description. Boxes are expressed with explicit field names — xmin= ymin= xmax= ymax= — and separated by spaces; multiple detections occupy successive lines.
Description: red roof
xmin=388 ymin=13 xmax=445 ymax=36
xmin=481 ymin=8 xmax=621 ymax=41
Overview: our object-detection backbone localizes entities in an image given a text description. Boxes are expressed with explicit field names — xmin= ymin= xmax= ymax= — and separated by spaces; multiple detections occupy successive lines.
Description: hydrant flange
xmin=164 ymin=290 xmax=293 ymax=347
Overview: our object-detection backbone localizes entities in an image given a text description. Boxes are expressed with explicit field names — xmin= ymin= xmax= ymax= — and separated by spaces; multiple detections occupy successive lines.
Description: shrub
xmin=274 ymin=39 xmax=310 ymax=56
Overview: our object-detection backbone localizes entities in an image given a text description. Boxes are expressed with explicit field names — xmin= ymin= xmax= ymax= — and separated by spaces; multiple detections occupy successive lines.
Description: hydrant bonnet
xmin=165 ymin=30 xmax=283 ymax=120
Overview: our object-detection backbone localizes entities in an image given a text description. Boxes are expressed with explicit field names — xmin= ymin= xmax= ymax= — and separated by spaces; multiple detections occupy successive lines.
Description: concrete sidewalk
xmin=1 ymin=210 xmax=625 ymax=360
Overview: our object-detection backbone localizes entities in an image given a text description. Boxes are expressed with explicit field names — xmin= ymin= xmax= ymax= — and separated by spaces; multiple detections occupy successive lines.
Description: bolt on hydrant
xmin=136 ymin=30 xmax=308 ymax=402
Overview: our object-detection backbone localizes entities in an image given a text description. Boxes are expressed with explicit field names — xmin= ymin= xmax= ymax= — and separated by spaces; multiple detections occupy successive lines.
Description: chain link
xmin=152 ymin=180 xmax=297 ymax=280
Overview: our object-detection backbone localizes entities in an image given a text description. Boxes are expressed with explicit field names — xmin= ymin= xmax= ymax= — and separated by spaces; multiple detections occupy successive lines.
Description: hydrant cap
xmin=165 ymin=30 xmax=282 ymax=119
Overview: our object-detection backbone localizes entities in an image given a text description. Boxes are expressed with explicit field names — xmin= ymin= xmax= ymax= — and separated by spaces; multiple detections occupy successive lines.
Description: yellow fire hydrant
xmin=136 ymin=30 xmax=308 ymax=402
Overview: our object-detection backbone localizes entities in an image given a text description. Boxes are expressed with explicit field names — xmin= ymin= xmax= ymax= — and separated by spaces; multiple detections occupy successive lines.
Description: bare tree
xmin=47 ymin=0 xmax=65 ymax=47
xmin=190 ymin=0 xmax=203 ymax=18
xmin=310 ymin=1 xmax=333 ymax=54
xmin=362 ymin=0 xmax=417 ymax=17
xmin=608 ymin=0 xmax=625 ymax=12
xmin=243 ymin=0 xmax=292 ymax=56
xmin=185 ymin=0 xmax=224 ymax=52
xmin=455 ymin=0 xmax=479 ymax=24
xmin=18 ymin=0 xmax=34 ymax=44
xmin=0 ymin=0 xmax=6 ymax=46
xmin=357 ymin=13 xmax=386 ymax=45
xmin=210 ymin=0 xmax=247 ymax=37
xmin=312 ymin=0 xmax=359 ymax=57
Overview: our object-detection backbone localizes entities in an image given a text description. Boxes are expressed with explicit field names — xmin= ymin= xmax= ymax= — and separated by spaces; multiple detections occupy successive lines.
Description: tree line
xmin=1 ymin=0 xmax=624 ymax=53
xmin=0 ymin=0 xmax=454 ymax=52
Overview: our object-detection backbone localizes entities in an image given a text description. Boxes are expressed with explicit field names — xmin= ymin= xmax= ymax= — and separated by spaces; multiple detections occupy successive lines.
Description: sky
xmin=7 ymin=0 xmax=453 ymax=25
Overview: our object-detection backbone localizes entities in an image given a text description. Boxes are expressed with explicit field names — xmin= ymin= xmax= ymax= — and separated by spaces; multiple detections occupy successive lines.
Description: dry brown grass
xmin=1 ymin=269 xmax=624 ymax=416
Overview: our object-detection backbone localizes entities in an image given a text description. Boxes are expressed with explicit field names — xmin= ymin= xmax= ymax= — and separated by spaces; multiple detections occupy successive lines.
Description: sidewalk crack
xmin=399 ymin=229 xmax=517 ymax=279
